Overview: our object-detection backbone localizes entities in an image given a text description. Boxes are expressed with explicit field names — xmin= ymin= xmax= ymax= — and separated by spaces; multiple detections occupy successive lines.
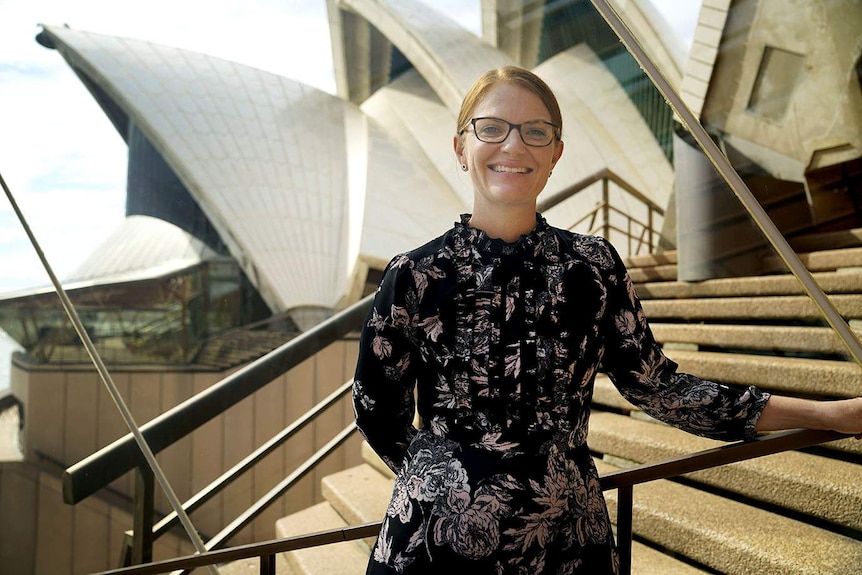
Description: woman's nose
xmin=500 ymin=126 xmax=526 ymax=151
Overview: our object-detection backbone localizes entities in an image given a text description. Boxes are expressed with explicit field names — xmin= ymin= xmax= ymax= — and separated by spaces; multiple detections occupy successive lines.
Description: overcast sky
xmin=0 ymin=0 xmax=699 ymax=297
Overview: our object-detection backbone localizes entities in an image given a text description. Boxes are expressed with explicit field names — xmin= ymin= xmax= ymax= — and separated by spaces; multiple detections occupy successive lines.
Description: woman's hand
xmin=825 ymin=396 xmax=862 ymax=439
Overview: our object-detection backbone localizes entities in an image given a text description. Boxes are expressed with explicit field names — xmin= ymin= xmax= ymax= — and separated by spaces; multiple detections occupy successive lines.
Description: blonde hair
xmin=456 ymin=66 xmax=563 ymax=141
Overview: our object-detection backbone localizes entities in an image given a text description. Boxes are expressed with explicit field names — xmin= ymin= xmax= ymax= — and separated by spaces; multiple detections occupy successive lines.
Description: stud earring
xmin=549 ymin=170 xmax=553 ymax=176
xmin=461 ymin=164 xmax=468 ymax=171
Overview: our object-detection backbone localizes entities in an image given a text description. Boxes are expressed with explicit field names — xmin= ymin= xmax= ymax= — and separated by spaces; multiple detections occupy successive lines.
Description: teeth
xmin=491 ymin=165 xmax=529 ymax=173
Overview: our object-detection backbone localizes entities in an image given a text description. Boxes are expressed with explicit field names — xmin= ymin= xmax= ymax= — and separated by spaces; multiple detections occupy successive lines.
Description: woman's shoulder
xmin=545 ymin=225 xmax=618 ymax=269
xmin=379 ymin=228 xmax=456 ymax=279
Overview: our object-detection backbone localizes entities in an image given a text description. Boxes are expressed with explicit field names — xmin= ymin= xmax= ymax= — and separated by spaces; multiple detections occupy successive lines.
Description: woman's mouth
xmin=489 ymin=165 xmax=531 ymax=174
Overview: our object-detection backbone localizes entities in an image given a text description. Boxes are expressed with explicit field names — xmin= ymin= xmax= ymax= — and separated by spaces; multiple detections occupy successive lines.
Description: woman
xmin=352 ymin=65 xmax=862 ymax=574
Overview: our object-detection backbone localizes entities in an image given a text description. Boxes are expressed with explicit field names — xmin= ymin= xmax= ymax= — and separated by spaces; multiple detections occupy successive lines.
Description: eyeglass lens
xmin=472 ymin=118 xmax=556 ymax=146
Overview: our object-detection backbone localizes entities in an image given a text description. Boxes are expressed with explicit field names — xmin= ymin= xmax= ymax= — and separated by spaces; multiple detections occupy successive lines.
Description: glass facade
xmin=538 ymin=0 xmax=674 ymax=160
xmin=0 ymin=259 xmax=273 ymax=365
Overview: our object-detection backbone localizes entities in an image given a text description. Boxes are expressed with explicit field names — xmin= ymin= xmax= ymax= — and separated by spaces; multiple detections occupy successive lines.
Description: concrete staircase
xmin=272 ymin=228 xmax=862 ymax=574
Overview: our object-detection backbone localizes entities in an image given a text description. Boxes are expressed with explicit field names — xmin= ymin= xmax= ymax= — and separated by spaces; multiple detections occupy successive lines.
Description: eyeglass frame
xmin=460 ymin=116 xmax=561 ymax=147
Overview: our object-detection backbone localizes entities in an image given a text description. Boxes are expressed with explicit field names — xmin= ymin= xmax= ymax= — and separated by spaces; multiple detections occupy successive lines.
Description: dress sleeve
xmin=352 ymin=255 xmax=418 ymax=472
xmin=597 ymin=239 xmax=770 ymax=441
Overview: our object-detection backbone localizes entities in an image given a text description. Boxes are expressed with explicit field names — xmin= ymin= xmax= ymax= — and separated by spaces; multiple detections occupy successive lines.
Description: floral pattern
xmin=354 ymin=214 xmax=770 ymax=574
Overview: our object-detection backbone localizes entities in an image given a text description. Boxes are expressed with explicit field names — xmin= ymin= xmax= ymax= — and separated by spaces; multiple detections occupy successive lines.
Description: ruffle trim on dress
xmin=454 ymin=213 xmax=550 ymax=256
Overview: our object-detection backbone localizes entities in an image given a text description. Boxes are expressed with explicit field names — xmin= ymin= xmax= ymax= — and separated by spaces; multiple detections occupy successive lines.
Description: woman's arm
xmin=353 ymin=255 xmax=419 ymax=473
xmin=597 ymin=239 xmax=769 ymax=441
xmin=755 ymin=395 xmax=862 ymax=438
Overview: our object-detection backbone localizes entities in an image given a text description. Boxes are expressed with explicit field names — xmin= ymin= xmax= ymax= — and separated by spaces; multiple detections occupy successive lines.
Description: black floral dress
xmin=353 ymin=214 xmax=769 ymax=574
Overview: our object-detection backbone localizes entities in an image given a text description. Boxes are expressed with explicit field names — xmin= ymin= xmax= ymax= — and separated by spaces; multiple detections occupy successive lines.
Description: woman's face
xmin=454 ymin=82 xmax=563 ymax=212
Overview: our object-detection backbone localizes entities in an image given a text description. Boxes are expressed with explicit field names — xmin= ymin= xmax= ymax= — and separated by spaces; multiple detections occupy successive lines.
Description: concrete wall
xmin=4 ymin=337 xmax=363 ymax=574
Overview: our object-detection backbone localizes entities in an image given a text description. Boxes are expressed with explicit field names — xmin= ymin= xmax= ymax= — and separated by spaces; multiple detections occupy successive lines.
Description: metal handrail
xmin=539 ymin=167 xmax=665 ymax=255
xmin=538 ymin=167 xmax=665 ymax=216
xmin=62 ymin=293 xmax=373 ymax=505
xmin=87 ymin=427 xmax=852 ymax=575
xmin=574 ymin=200 xmax=657 ymax=255
xmin=152 ymin=379 xmax=354 ymax=539
xmin=172 ymin=423 xmax=359 ymax=574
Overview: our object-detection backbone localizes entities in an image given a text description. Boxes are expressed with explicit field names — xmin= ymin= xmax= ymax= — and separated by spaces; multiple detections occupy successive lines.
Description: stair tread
xmin=628 ymin=543 xmax=710 ymax=574
xmin=275 ymin=502 xmax=370 ymax=574
xmin=787 ymin=228 xmax=862 ymax=252
xmin=665 ymin=348 xmax=861 ymax=398
xmin=597 ymin=459 xmax=862 ymax=574
xmin=589 ymin=411 xmax=862 ymax=530
xmin=636 ymin=269 xmax=862 ymax=299
xmin=641 ymin=293 xmax=862 ymax=321
xmin=625 ymin=241 xmax=862 ymax=286
xmin=321 ymin=463 xmax=393 ymax=526
xmin=361 ymin=441 xmax=396 ymax=479
xmin=650 ymin=323 xmax=860 ymax=355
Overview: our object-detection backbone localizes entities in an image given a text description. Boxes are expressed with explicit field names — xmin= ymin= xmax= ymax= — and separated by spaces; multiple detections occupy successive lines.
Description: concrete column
xmin=674 ymin=132 xmax=766 ymax=281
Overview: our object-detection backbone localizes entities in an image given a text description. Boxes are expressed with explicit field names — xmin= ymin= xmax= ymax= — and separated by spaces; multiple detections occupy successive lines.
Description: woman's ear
xmin=551 ymin=140 xmax=564 ymax=169
xmin=453 ymin=135 xmax=466 ymax=168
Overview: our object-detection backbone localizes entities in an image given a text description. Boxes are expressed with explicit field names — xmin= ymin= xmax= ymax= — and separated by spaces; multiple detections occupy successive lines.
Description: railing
xmin=537 ymin=168 xmax=665 ymax=256
xmin=85 ymin=426 xmax=850 ymax=575
xmin=62 ymin=294 xmax=373 ymax=564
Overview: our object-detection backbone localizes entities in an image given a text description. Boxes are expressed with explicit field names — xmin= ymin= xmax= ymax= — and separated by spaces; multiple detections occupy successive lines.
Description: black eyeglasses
xmin=461 ymin=117 xmax=560 ymax=147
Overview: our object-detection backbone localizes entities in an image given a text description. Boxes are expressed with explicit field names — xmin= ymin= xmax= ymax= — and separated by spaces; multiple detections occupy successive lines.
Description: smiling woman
xmin=351 ymin=64 xmax=862 ymax=575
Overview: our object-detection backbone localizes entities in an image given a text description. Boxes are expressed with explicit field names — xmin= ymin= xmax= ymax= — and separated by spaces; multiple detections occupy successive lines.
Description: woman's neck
xmin=468 ymin=205 xmax=537 ymax=243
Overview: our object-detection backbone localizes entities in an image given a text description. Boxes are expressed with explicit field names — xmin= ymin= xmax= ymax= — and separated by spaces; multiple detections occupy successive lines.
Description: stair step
xmin=628 ymin=264 xmax=678 ymax=283
xmin=306 ymin=461 xmax=711 ymax=574
xmin=321 ymin=463 xmax=393 ymax=548
xmin=361 ymin=440 xmax=396 ymax=480
xmin=788 ymin=227 xmax=862 ymax=252
xmin=625 ymin=241 xmax=862 ymax=285
xmin=641 ymin=294 xmax=862 ymax=321
xmin=596 ymin=459 xmax=862 ymax=574
xmin=217 ymin=556 xmax=294 ymax=575
xmin=275 ymin=502 xmax=369 ymax=574
xmin=650 ymin=323 xmax=861 ymax=356
xmin=636 ymin=269 xmax=862 ymax=299
xmin=625 ymin=250 xmax=678 ymax=268
xmin=666 ymin=349 xmax=860 ymax=398
xmin=763 ymin=245 xmax=862 ymax=273
xmin=627 ymin=543 xmax=710 ymax=574
xmin=589 ymin=411 xmax=862 ymax=531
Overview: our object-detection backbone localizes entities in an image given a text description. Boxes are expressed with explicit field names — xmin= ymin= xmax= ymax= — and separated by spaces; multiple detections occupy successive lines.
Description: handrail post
xmin=617 ymin=486 xmax=633 ymax=575
xmin=602 ymin=176 xmax=610 ymax=240
xmin=260 ymin=554 xmax=275 ymax=575
xmin=132 ymin=464 xmax=155 ymax=565
xmin=648 ymin=208 xmax=654 ymax=253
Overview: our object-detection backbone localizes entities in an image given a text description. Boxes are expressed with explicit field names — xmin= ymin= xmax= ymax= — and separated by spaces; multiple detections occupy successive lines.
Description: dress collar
xmin=453 ymin=213 xmax=550 ymax=257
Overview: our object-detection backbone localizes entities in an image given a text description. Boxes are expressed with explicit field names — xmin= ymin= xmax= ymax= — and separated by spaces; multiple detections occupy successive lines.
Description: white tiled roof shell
xmin=341 ymin=0 xmax=510 ymax=112
xmin=65 ymin=215 xmax=221 ymax=286
xmin=41 ymin=25 xmax=460 ymax=312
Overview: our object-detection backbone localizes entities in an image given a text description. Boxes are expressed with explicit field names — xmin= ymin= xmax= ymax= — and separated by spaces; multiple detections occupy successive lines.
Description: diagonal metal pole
xmin=589 ymin=0 xmax=862 ymax=367
xmin=0 ymin=171 xmax=219 ymax=575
